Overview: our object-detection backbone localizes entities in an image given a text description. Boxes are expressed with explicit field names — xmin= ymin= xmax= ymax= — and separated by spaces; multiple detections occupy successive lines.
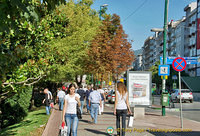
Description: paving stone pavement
xmin=42 ymin=104 xmax=200 ymax=136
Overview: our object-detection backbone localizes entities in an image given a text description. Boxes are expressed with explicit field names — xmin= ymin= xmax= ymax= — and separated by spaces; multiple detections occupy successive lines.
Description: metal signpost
xmin=172 ymin=57 xmax=187 ymax=130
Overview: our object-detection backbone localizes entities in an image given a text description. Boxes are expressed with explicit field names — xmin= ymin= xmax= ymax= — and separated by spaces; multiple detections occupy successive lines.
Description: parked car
xmin=107 ymin=90 xmax=115 ymax=103
xmin=171 ymin=89 xmax=193 ymax=103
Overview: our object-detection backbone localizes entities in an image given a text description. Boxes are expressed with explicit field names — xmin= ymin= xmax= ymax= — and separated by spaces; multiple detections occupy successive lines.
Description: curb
xmin=42 ymin=106 xmax=56 ymax=136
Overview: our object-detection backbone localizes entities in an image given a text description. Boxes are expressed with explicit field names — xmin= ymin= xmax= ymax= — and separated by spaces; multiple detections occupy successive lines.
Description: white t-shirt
xmin=57 ymin=90 xmax=65 ymax=99
xmin=97 ymin=89 xmax=104 ymax=94
xmin=116 ymin=91 xmax=128 ymax=110
xmin=65 ymin=93 xmax=80 ymax=114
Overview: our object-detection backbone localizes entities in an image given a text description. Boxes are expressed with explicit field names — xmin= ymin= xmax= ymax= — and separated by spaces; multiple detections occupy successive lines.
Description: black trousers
xmin=116 ymin=109 xmax=127 ymax=136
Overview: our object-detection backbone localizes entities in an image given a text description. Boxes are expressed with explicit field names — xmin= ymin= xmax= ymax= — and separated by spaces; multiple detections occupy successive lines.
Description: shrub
xmin=0 ymin=86 xmax=32 ymax=128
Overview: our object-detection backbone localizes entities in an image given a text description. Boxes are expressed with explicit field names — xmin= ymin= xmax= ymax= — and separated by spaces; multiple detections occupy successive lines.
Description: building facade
xmin=133 ymin=49 xmax=143 ymax=71
xmin=184 ymin=2 xmax=197 ymax=76
xmin=139 ymin=1 xmax=200 ymax=76
xmin=142 ymin=36 xmax=156 ymax=70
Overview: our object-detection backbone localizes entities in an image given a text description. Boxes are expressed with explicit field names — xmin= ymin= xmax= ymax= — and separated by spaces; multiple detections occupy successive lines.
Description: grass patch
xmin=0 ymin=107 xmax=50 ymax=136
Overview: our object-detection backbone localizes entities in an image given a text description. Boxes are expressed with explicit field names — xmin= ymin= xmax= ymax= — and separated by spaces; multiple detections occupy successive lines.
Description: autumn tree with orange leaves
xmin=86 ymin=14 xmax=134 ymax=84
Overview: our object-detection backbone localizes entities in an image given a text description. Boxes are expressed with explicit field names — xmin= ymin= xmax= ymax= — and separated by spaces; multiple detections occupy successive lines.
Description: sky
xmin=91 ymin=0 xmax=197 ymax=51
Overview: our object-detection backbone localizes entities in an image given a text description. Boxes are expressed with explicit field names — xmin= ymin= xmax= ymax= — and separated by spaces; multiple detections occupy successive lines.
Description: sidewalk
xmin=42 ymin=104 xmax=200 ymax=136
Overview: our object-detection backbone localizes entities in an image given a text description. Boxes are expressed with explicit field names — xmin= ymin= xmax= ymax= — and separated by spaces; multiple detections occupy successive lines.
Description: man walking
xmin=86 ymin=85 xmax=93 ymax=114
xmin=56 ymin=88 xmax=66 ymax=111
xmin=89 ymin=86 xmax=102 ymax=124
xmin=42 ymin=88 xmax=52 ymax=115
xmin=97 ymin=86 xmax=105 ymax=115
xmin=77 ymin=84 xmax=86 ymax=114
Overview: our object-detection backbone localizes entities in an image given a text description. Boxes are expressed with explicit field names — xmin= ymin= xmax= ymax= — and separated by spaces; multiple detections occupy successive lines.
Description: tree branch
xmin=24 ymin=75 xmax=46 ymax=86
xmin=2 ymin=75 xmax=46 ymax=86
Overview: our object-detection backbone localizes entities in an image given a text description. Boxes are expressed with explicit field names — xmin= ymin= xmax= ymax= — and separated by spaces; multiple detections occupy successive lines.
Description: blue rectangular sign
xmin=158 ymin=65 xmax=170 ymax=76
xmin=160 ymin=56 xmax=200 ymax=65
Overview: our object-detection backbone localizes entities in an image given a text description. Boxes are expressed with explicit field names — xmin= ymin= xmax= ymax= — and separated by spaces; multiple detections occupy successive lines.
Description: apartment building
xmin=184 ymin=2 xmax=197 ymax=76
xmin=132 ymin=49 xmax=143 ymax=71
xmin=140 ymin=1 xmax=200 ymax=76
xmin=197 ymin=0 xmax=200 ymax=76
xmin=142 ymin=36 xmax=156 ymax=70
xmin=168 ymin=17 xmax=185 ymax=57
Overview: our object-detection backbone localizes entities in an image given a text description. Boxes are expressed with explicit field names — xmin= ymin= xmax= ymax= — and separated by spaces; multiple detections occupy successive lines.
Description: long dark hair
xmin=67 ymin=83 xmax=76 ymax=94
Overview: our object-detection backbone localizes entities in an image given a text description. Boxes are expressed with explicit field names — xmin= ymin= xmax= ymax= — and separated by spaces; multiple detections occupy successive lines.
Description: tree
xmin=86 ymin=14 xmax=134 ymax=84
xmin=44 ymin=0 xmax=101 ymax=84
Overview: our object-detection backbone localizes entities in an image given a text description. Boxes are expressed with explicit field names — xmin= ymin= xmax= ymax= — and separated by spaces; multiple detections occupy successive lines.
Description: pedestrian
xmin=57 ymin=87 xmax=66 ymax=111
xmin=114 ymin=82 xmax=132 ymax=136
xmin=62 ymin=83 xmax=81 ymax=136
xmin=97 ymin=85 xmax=105 ymax=115
xmin=42 ymin=88 xmax=52 ymax=115
xmin=86 ymin=85 xmax=93 ymax=114
xmin=89 ymin=86 xmax=102 ymax=124
xmin=77 ymin=84 xmax=86 ymax=114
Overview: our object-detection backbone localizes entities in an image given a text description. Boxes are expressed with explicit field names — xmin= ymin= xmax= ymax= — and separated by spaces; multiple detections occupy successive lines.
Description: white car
xmin=107 ymin=90 xmax=115 ymax=103
xmin=171 ymin=89 xmax=193 ymax=103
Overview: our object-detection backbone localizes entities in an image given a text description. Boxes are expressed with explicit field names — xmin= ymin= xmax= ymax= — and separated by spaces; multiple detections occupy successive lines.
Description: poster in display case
xmin=127 ymin=71 xmax=152 ymax=106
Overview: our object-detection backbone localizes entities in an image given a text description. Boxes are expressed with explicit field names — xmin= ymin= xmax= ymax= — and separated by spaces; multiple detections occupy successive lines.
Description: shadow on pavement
xmin=103 ymin=112 xmax=114 ymax=115
xmin=182 ymin=109 xmax=200 ymax=111
xmin=145 ymin=113 xmax=162 ymax=116
xmin=147 ymin=131 xmax=200 ymax=136
xmin=84 ymin=128 xmax=110 ymax=135
xmin=79 ymin=119 xmax=91 ymax=123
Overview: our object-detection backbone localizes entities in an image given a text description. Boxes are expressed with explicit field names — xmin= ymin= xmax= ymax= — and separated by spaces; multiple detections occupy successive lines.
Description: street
xmin=152 ymin=96 xmax=200 ymax=123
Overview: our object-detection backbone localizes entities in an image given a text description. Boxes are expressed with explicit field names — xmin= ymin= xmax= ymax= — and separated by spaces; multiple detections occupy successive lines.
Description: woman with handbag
xmin=114 ymin=82 xmax=132 ymax=136
xmin=62 ymin=83 xmax=81 ymax=136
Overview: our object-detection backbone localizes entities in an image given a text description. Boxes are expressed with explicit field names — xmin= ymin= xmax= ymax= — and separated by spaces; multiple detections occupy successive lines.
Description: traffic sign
xmin=160 ymin=56 xmax=200 ymax=65
xmin=158 ymin=65 xmax=170 ymax=76
xmin=172 ymin=57 xmax=187 ymax=72
xmin=172 ymin=75 xmax=177 ymax=80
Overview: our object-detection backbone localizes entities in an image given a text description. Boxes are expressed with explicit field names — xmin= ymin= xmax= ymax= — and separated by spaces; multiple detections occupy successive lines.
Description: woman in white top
xmin=114 ymin=82 xmax=132 ymax=136
xmin=62 ymin=83 xmax=81 ymax=136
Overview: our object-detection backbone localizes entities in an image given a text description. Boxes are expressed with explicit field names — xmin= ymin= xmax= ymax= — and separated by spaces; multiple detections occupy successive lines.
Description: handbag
xmin=127 ymin=115 xmax=134 ymax=128
xmin=59 ymin=121 xmax=68 ymax=136
xmin=76 ymin=104 xmax=82 ymax=119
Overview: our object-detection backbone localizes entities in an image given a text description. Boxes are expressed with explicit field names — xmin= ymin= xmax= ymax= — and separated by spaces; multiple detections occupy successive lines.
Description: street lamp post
xmin=99 ymin=4 xmax=108 ymax=20
xmin=162 ymin=0 xmax=169 ymax=116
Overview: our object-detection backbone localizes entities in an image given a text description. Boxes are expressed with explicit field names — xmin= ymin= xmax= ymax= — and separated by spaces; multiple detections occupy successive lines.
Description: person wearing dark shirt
xmin=77 ymin=85 xmax=86 ymax=114
xmin=42 ymin=88 xmax=51 ymax=115
xmin=86 ymin=86 xmax=93 ymax=114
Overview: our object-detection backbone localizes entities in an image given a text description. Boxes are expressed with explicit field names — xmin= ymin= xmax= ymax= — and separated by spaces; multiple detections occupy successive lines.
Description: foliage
xmin=44 ymin=1 xmax=101 ymax=82
xmin=0 ymin=0 xmax=100 ymax=100
xmin=149 ymin=61 xmax=162 ymax=86
xmin=0 ymin=86 xmax=32 ymax=128
xmin=0 ymin=107 xmax=49 ymax=136
xmin=86 ymin=14 xmax=134 ymax=83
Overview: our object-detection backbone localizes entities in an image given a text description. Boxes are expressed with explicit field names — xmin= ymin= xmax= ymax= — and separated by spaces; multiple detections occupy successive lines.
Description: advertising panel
xmin=127 ymin=71 xmax=152 ymax=106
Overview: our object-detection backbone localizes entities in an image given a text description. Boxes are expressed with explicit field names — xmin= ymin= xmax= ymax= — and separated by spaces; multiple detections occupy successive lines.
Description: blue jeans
xmin=45 ymin=106 xmax=51 ymax=115
xmin=116 ymin=109 xmax=127 ymax=136
xmin=86 ymin=100 xmax=90 ymax=112
xmin=80 ymin=101 xmax=84 ymax=114
xmin=65 ymin=114 xmax=79 ymax=136
xmin=90 ymin=103 xmax=99 ymax=124
xmin=58 ymin=98 xmax=64 ymax=111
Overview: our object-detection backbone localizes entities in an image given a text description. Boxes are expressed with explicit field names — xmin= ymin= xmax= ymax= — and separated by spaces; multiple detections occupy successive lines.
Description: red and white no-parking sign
xmin=172 ymin=57 xmax=187 ymax=72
